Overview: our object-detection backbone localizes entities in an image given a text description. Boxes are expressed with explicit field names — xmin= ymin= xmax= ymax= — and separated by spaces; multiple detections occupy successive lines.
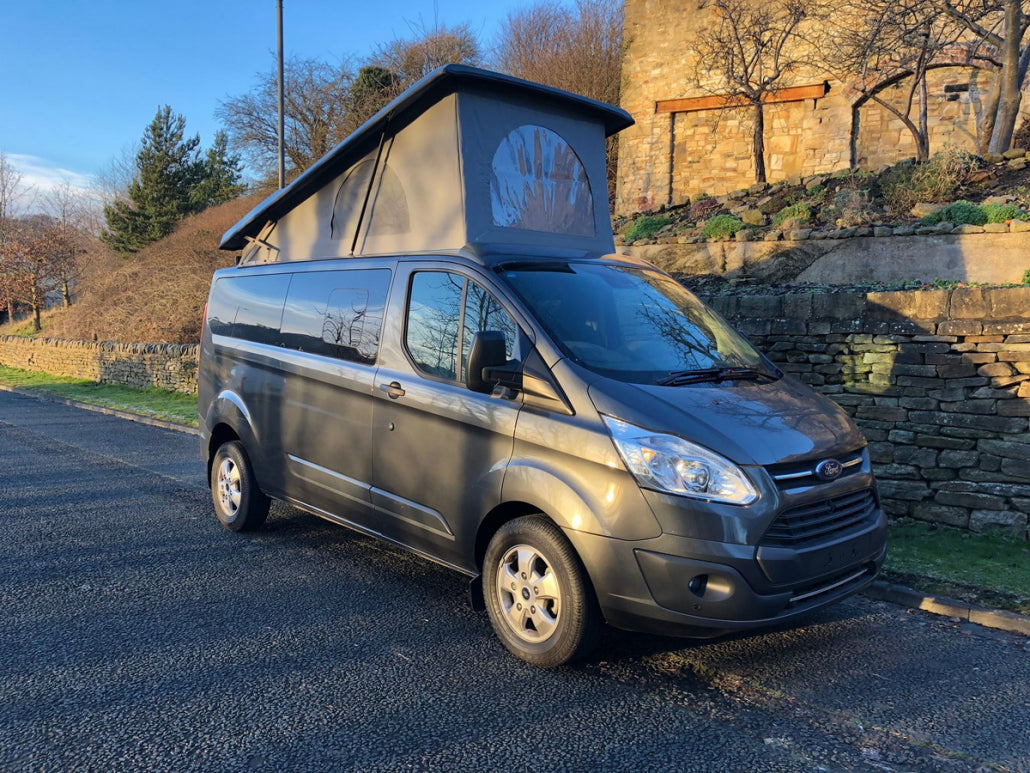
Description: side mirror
xmin=466 ymin=331 xmax=509 ymax=393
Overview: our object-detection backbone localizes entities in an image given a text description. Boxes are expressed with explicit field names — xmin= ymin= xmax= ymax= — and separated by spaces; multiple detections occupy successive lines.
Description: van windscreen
xmin=499 ymin=262 xmax=773 ymax=385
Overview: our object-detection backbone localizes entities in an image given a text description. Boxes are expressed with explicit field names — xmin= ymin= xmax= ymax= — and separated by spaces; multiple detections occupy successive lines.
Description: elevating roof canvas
xmin=221 ymin=65 xmax=633 ymax=264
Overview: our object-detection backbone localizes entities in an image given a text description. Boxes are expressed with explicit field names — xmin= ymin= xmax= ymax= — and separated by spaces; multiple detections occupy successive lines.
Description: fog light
xmin=688 ymin=574 xmax=708 ymax=597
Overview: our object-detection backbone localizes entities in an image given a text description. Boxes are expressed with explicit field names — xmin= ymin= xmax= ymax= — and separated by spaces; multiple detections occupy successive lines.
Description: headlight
xmin=603 ymin=416 xmax=758 ymax=505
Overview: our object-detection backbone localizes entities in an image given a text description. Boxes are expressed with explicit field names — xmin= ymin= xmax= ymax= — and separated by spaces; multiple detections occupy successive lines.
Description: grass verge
xmin=0 ymin=365 xmax=198 ymax=427
xmin=884 ymin=519 xmax=1030 ymax=616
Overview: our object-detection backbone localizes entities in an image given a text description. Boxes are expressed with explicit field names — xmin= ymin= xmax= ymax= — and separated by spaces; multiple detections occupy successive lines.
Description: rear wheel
xmin=483 ymin=515 xmax=599 ymax=667
xmin=210 ymin=441 xmax=269 ymax=532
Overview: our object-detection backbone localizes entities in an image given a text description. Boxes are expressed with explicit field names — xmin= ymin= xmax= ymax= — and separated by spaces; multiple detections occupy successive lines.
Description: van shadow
xmin=253 ymin=501 xmax=877 ymax=675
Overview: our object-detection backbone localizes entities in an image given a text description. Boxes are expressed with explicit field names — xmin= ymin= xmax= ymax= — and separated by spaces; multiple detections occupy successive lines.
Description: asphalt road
xmin=1 ymin=390 xmax=1028 ymax=773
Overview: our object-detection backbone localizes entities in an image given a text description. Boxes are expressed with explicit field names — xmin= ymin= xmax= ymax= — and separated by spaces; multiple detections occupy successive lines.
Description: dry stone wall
xmin=704 ymin=287 xmax=1030 ymax=537
xmin=0 ymin=336 xmax=198 ymax=395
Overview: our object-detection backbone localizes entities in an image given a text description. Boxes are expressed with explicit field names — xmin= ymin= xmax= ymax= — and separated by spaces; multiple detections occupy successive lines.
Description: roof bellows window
xmin=490 ymin=125 xmax=594 ymax=238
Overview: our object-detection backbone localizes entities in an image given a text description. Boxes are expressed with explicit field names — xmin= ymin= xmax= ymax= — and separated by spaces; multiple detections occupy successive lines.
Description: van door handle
xmin=379 ymin=381 xmax=406 ymax=399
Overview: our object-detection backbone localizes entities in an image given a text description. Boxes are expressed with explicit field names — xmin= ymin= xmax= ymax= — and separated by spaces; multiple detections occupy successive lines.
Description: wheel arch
xmin=474 ymin=501 xmax=545 ymax=572
xmin=205 ymin=422 xmax=241 ymax=484
xmin=202 ymin=389 xmax=257 ymax=481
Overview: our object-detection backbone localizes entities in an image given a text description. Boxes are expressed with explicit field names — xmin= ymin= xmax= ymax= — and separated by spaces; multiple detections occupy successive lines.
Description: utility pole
xmin=277 ymin=0 xmax=285 ymax=189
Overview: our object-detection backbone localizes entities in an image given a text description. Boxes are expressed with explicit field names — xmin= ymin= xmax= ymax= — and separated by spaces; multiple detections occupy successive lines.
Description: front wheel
xmin=483 ymin=516 xmax=600 ymax=668
xmin=210 ymin=441 xmax=270 ymax=532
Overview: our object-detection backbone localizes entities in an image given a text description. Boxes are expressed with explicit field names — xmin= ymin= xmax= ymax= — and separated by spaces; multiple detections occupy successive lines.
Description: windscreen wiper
xmin=655 ymin=367 xmax=774 ymax=386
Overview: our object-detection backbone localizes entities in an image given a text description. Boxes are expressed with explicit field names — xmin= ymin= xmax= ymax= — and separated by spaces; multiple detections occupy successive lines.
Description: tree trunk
xmin=30 ymin=283 xmax=41 ymax=333
xmin=753 ymin=102 xmax=767 ymax=183
xmin=978 ymin=74 xmax=1003 ymax=155
xmin=868 ymin=92 xmax=929 ymax=163
xmin=988 ymin=0 xmax=1025 ymax=153
xmin=918 ymin=75 xmax=930 ymax=163
xmin=62 ymin=280 xmax=71 ymax=307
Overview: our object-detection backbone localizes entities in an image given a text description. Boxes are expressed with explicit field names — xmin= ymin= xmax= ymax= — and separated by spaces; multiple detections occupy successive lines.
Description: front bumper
xmin=563 ymin=507 xmax=887 ymax=638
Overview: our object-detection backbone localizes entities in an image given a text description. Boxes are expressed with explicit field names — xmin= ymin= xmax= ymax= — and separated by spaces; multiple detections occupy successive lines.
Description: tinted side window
xmin=206 ymin=277 xmax=236 ymax=337
xmin=406 ymin=272 xmax=518 ymax=382
xmin=460 ymin=282 xmax=517 ymax=382
xmin=406 ymin=272 xmax=464 ymax=380
xmin=214 ymin=274 xmax=291 ymax=345
xmin=280 ymin=269 xmax=390 ymax=363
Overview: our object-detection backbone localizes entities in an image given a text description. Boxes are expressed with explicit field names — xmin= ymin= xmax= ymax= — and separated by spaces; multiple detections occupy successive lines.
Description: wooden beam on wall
xmin=656 ymin=82 xmax=829 ymax=114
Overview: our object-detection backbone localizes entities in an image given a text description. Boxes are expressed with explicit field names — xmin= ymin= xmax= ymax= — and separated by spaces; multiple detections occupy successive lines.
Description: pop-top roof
xmin=220 ymin=65 xmax=633 ymax=260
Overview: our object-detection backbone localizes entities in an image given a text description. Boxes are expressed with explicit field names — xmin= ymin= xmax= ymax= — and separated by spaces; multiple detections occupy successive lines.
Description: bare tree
xmin=2 ymin=216 xmax=77 ymax=331
xmin=494 ymin=0 xmax=622 ymax=105
xmin=43 ymin=181 xmax=101 ymax=306
xmin=93 ymin=142 xmax=139 ymax=207
xmin=688 ymin=0 xmax=809 ymax=184
xmin=371 ymin=21 xmax=481 ymax=87
xmin=0 ymin=152 xmax=29 ymax=323
xmin=818 ymin=0 xmax=964 ymax=162
xmin=217 ymin=57 xmax=357 ymax=177
xmin=935 ymin=0 xmax=1030 ymax=153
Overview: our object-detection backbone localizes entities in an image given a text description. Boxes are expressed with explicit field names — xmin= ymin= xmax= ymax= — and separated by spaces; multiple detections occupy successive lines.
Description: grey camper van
xmin=199 ymin=66 xmax=887 ymax=667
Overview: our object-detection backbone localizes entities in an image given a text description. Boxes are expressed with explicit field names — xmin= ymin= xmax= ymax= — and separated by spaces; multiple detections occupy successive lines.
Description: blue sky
xmin=0 ymin=0 xmax=545 ymax=201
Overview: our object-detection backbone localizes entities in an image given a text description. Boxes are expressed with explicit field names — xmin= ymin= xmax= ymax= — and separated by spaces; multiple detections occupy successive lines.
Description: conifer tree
xmin=193 ymin=131 xmax=245 ymax=209
xmin=102 ymin=106 xmax=206 ymax=253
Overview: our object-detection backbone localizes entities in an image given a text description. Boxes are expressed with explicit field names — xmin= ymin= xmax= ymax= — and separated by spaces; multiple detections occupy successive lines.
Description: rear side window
xmin=280 ymin=269 xmax=390 ymax=363
xmin=406 ymin=271 xmax=517 ymax=381
xmin=207 ymin=274 xmax=291 ymax=346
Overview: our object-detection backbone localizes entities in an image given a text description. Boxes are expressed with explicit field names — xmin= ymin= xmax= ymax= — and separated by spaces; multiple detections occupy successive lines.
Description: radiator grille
xmin=761 ymin=489 xmax=877 ymax=548
xmin=767 ymin=449 xmax=865 ymax=490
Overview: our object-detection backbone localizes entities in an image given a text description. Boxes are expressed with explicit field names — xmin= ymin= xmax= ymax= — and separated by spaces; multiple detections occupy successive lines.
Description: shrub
xmin=688 ymin=197 xmax=722 ymax=222
xmin=624 ymin=215 xmax=671 ymax=242
xmin=772 ymin=203 xmax=812 ymax=228
xmin=882 ymin=149 xmax=980 ymax=213
xmin=758 ymin=193 xmax=790 ymax=215
xmin=701 ymin=214 xmax=746 ymax=240
xmin=981 ymin=202 xmax=1028 ymax=223
xmin=920 ymin=200 xmax=986 ymax=226
xmin=832 ymin=189 xmax=874 ymax=227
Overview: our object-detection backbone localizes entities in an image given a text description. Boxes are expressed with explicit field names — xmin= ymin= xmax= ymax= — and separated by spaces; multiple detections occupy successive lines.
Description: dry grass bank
xmin=43 ymin=194 xmax=264 ymax=344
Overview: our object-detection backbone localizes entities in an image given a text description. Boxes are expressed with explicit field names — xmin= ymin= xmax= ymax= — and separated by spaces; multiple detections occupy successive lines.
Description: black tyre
xmin=210 ymin=441 xmax=270 ymax=532
xmin=483 ymin=515 xmax=600 ymax=667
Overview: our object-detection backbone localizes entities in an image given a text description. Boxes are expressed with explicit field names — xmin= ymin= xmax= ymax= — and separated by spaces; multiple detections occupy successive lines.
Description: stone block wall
xmin=704 ymin=287 xmax=1030 ymax=537
xmin=0 ymin=336 xmax=199 ymax=395
xmin=616 ymin=0 xmax=1030 ymax=214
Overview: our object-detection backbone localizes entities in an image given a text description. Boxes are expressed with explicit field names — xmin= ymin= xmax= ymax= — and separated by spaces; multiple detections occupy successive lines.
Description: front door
xmin=370 ymin=265 xmax=524 ymax=569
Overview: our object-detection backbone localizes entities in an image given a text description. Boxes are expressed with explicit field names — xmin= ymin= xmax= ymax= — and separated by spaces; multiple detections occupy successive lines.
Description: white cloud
xmin=4 ymin=153 xmax=98 ymax=215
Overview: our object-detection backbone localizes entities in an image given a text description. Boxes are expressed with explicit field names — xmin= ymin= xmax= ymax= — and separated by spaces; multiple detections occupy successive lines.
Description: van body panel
xmin=366 ymin=259 xmax=523 ymax=569
xmin=370 ymin=363 xmax=519 ymax=568
xmin=278 ymin=351 xmax=377 ymax=518
xmin=207 ymin=338 xmax=289 ymax=496
xmin=503 ymin=411 xmax=662 ymax=541
xmin=562 ymin=526 xmax=885 ymax=637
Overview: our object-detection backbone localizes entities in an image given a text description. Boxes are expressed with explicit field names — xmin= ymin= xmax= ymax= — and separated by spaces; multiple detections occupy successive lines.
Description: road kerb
xmin=865 ymin=580 xmax=1030 ymax=637
xmin=0 ymin=383 xmax=199 ymax=435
